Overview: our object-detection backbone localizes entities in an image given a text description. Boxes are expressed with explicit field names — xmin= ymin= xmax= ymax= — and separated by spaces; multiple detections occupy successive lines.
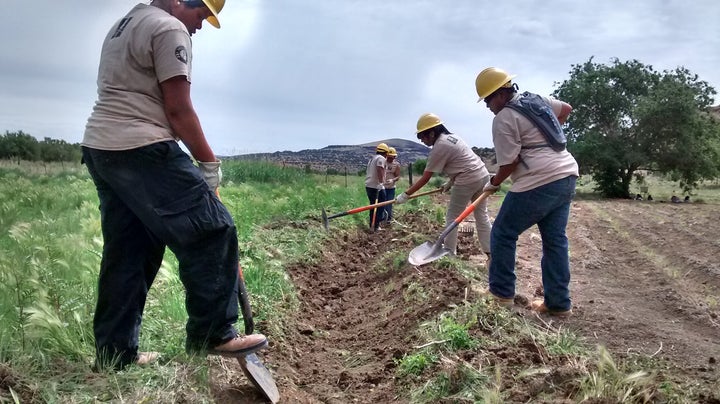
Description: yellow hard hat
xmin=201 ymin=0 xmax=225 ymax=28
xmin=475 ymin=67 xmax=517 ymax=101
xmin=416 ymin=113 xmax=443 ymax=134
xmin=388 ymin=147 xmax=397 ymax=157
xmin=376 ymin=143 xmax=390 ymax=153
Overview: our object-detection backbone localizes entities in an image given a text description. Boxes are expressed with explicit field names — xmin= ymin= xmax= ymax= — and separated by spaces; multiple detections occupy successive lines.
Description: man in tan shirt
xmin=82 ymin=0 xmax=266 ymax=370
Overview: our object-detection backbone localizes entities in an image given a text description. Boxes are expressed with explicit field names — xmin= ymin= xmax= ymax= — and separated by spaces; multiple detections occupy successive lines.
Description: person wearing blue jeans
xmin=489 ymin=177 xmax=576 ymax=311
xmin=475 ymin=67 xmax=579 ymax=316
xmin=365 ymin=143 xmax=389 ymax=230
xmin=82 ymin=0 xmax=267 ymax=370
xmin=383 ymin=147 xmax=401 ymax=225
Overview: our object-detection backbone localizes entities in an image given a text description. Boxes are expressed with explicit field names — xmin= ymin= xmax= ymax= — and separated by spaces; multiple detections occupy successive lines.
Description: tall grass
xmin=0 ymin=160 xmax=342 ymax=401
xmin=0 ymin=172 xmax=99 ymax=363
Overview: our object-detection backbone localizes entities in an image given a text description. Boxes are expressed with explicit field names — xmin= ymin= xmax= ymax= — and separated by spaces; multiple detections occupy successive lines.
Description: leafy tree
xmin=38 ymin=138 xmax=82 ymax=167
xmin=412 ymin=158 xmax=427 ymax=175
xmin=554 ymin=58 xmax=720 ymax=197
xmin=0 ymin=131 xmax=40 ymax=163
xmin=40 ymin=138 xmax=65 ymax=162
xmin=635 ymin=70 xmax=720 ymax=190
xmin=1 ymin=131 xmax=82 ymax=165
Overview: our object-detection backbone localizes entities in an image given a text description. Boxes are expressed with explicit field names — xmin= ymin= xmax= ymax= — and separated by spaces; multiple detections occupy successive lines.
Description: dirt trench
xmin=213 ymin=198 xmax=720 ymax=403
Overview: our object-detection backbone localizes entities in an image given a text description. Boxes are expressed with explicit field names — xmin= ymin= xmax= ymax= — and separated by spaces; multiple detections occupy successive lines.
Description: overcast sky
xmin=2 ymin=1 xmax=719 ymax=155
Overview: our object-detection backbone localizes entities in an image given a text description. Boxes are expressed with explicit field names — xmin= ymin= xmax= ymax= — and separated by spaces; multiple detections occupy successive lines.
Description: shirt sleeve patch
xmin=175 ymin=46 xmax=188 ymax=64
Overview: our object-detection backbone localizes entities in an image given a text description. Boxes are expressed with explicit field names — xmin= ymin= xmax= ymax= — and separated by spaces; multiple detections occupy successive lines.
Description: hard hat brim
xmin=201 ymin=0 xmax=222 ymax=28
xmin=207 ymin=15 xmax=220 ymax=28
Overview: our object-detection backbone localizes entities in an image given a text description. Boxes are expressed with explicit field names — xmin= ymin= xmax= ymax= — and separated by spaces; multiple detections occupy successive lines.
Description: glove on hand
xmin=198 ymin=160 xmax=222 ymax=190
xmin=441 ymin=180 xmax=454 ymax=194
xmin=384 ymin=177 xmax=399 ymax=187
xmin=483 ymin=176 xmax=500 ymax=193
xmin=396 ymin=192 xmax=409 ymax=204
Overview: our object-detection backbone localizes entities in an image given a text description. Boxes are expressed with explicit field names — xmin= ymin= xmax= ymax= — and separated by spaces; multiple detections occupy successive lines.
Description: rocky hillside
xmin=223 ymin=138 xmax=497 ymax=173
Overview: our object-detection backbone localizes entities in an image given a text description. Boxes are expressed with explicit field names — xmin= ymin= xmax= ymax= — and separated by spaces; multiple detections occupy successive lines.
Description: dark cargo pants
xmin=82 ymin=141 xmax=239 ymax=369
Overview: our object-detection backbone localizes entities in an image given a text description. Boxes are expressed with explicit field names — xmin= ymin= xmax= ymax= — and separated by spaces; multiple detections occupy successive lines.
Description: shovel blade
xmin=408 ymin=241 xmax=452 ymax=266
xmin=238 ymin=353 xmax=280 ymax=403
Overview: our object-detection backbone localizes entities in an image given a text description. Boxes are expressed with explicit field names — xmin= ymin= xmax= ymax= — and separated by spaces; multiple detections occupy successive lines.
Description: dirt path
xmin=564 ymin=200 xmax=720 ymax=386
xmin=214 ymin=198 xmax=720 ymax=403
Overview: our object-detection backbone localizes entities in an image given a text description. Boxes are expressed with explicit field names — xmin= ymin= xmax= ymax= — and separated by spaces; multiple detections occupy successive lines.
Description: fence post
xmin=344 ymin=166 xmax=348 ymax=188
xmin=408 ymin=162 xmax=414 ymax=186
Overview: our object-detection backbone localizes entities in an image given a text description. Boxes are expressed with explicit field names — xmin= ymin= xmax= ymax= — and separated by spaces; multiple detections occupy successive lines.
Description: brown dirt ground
xmin=212 ymin=196 xmax=720 ymax=403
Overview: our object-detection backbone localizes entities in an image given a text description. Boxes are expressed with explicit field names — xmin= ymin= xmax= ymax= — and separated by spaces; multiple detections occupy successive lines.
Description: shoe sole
xmin=546 ymin=310 xmax=572 ymax=318
xmin=207 ymin=340 xmax=269 ymax=358
xmin=486 ymin=290 xmax=514 ymax=307
xmin=530 ymin=302 xmax=572 ymax=317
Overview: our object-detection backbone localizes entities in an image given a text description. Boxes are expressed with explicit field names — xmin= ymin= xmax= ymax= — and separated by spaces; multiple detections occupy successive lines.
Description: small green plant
xmin=372 ymin=251 xmax=406 ymax=273
xmin=391 ymin=254 xmax=406 ymax=270
xmin=434 ymin=206 xmax=444 ymax=224
xmin=396 ymin=351 xmax=436 ymax=377
xmin=438 ymin=316 xmax=478 ymax=350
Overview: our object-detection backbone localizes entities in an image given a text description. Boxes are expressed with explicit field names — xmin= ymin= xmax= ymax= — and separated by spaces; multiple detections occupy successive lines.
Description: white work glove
xmin=376 ymin=184 xmax=385 ymax=192
xmin=441 ymin=179 xmax=454 ymax=194
xmin=396 ymin=192 xmax=409 ymax=204
xmin=483 ymin=176 xmax=500 ymax=193
xmin=198 ymin=160 xmax=222 ymax=190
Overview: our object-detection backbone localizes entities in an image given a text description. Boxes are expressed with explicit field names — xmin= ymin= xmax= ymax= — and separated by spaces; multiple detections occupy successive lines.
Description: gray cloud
xmin=2 ymin=0 xmax=718 ymax=154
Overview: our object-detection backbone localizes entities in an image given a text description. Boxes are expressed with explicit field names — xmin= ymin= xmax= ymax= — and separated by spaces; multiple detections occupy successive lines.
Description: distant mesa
xmin=222 ymin=137 xmax=496 ymax=173
xmin=222 ymin=138 xmax=429 ymax=173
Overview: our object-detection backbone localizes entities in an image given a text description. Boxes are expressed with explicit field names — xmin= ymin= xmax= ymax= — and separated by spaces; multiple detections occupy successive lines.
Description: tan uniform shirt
xmin=492 ymin=94 xmax=579 ymax=192
xmin=425 ymin=134 xmax=489 ymax=186
xmin=83 ymin=4 xmax=192 ymax=150
xmin=365 ymin=154 xmax=387 ymax=188
xmin=384 ymin=160 xmax=400 ymax=189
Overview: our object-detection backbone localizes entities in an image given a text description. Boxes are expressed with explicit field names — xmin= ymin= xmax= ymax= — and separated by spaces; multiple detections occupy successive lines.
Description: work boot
xmin=208 ymin=333 xmax=268 ymax=357
xmin=480 ymin=288 xmax=513 ymax=307
xmin=530 ymin=300 xmax=572 ymax=318
xmin=93 ymin=351 xmax=161 ymax=371
xmin=136 ymin=351 xmax=161 ymax=366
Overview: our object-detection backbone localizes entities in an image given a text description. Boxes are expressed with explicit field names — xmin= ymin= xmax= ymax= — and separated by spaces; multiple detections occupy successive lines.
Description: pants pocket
xmin=154 ymin=186 xmax=233 ymax=247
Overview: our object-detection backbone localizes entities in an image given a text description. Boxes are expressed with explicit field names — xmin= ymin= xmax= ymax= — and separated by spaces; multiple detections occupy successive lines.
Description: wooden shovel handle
xmin=435 ymin=190 xmax=494 ymax=241
xmin=329 ymin=187 xmax=443 ymax=219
